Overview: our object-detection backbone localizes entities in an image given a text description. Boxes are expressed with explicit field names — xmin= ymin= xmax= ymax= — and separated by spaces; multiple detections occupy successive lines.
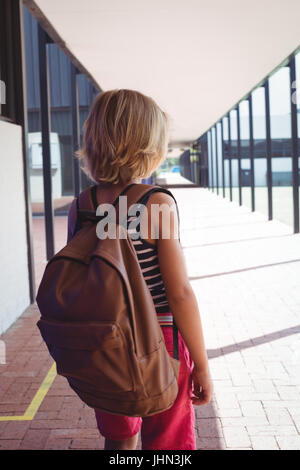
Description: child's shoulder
xmin=143 ymin=187 xmax=176 ymax=208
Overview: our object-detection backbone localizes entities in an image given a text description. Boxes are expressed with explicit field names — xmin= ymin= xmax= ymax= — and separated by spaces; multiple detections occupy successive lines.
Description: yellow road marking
xmin=0 ymin=363 xmax=57 ymax=421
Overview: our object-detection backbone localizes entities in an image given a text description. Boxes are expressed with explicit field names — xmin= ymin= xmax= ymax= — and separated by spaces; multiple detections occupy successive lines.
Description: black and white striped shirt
xmin=126 ymin=197 xmax=173 ymax=327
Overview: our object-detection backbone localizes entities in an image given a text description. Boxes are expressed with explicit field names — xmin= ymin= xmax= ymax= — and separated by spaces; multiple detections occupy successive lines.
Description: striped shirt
xmin=126 ymin=195 xmax=173 ymax=327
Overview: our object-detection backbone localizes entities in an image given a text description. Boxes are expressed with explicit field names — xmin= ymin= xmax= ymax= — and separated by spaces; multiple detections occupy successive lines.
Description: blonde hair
xmin=75 ymin=89 xmax=170 ymax=184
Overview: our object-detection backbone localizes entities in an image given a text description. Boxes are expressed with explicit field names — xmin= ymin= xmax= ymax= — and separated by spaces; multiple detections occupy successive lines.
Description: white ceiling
xmin=34 ymin=0 xmax=300 ymax=147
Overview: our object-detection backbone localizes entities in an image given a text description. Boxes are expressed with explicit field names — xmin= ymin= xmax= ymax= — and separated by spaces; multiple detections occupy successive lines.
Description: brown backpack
xmin=36 ymin=183 xmax=180 ymax=417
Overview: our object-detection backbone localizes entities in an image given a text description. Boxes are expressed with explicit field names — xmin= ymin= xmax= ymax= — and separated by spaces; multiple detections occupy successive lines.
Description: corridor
xmin=0 ymin=187 xmax=300 ymax=450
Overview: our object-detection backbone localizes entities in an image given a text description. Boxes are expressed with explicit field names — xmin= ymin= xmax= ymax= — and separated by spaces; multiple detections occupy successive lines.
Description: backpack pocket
xmin=37 ymin=318 xmax=135 ymax=394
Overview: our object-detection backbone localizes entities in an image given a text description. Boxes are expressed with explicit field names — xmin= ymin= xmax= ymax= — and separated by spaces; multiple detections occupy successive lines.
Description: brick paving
xmin=0 ymin=187 xmax=300 ymax=450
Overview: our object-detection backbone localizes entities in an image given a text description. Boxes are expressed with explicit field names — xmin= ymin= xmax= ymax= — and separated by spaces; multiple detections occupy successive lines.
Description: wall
xmin=0 ymin=120 xmax=30 ymax=334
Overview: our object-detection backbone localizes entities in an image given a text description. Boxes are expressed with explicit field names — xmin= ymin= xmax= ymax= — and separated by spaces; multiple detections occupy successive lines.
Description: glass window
xmin=0 ymin=61 xmax=5 ymax=117
xmin=24 ymin=6 xmax=46 ymax=278
xmin=239 ymin=100 xmax=252 ymax=209
xmin=269 ymin=66 xmax=293 ymax=228
xmin=211 ymin=126 xmax=217 ymax=192
xmin=0 ymin=1 xmax=15 ymax=120
xmin=48 ymin=43 xmax=73 ymax=208
xmin=222 ymin=117 xmax=230 ymax=199
xmin=216 ymin=122 xmax=223 ymax=191
xmin=230 ymin=109 xmax=239 ymax=203
xmin=24 ymin=6 xmax=96 ymax=268
xmin=252 ymin=86 xmax=268 ymax=218
xmin=0 ymin=3 xmax=6 ymax=117
xmin=78 ymin=74 xmax=95 ymax=191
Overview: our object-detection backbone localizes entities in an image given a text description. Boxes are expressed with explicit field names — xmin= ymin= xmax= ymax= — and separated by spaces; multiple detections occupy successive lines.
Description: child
xmin=72 ymin=89 xmax=213 ymax=450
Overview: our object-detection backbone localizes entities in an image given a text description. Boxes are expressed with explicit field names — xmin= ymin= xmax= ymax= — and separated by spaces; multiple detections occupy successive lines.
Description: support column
xmin=249 ymin=95 xmax=255 ymax=211
xmin=228 ymin=114 xmax=233 ymax=201
xmin=264 ymin=80 xmax=273 ymax=221
xmin=290 ymin=57 xmax=299 ymax=233
xmin=14 ymin=0 xmax=36 ymax=300
xmin=237 ymin=105 xmax=242 ymax=206
xmin=209 ymin=130 xmax=214 ymax=191
xmin=38 ymin=24 xmax=54 ymax=260
xmin=221 ymin=120 xmax=225 ymax=197
xmin=214 ymin=125 xmax=219 ymax=195
xmin=71 ymin=63 xmax=81 ymax=197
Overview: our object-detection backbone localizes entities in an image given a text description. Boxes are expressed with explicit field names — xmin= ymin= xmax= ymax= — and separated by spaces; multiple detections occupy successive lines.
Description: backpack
xmin=36 ymin=182 xmax=181 ymax=417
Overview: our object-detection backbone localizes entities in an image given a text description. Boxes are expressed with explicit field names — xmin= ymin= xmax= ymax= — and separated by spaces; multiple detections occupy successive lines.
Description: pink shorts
xmin=94 ymin=325 xmax=196 ymax=450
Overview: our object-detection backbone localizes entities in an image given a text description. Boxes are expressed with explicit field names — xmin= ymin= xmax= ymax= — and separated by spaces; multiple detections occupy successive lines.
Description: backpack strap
xmin=73 ymin=183 xmax=137 ymax=235
xmin=68 ymin=187 xmax=94 ymax=237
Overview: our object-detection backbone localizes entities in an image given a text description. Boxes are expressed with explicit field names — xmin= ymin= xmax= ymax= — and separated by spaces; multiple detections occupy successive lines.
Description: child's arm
xmin=144 ymin=191 xmax=213 ymax=406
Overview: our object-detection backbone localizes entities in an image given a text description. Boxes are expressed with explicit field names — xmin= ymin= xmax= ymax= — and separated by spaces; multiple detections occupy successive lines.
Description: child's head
xmin=76 ymin=89 xmax=170 ymax=184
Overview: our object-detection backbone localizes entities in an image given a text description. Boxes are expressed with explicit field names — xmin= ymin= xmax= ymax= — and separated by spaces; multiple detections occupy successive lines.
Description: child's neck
xmin=99 ymin=178 xmax=142 ymax=189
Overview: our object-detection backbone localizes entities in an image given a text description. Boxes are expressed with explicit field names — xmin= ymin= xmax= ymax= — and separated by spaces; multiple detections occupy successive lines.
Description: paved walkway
xmin=1 ymin=187 xmax=300 ymax=450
